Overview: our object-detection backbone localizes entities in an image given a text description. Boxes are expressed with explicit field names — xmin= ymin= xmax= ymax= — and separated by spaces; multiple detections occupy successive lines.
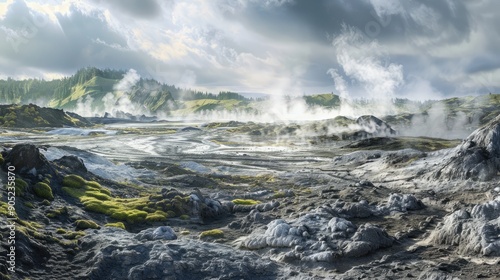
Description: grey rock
xmin=433 ymin=114 xmax=500 ymax=181
xmin=135 ymin=226 xmax=177 ymax=241
xmin=78 ymin=228 xmax=281 ymax=280
xmin=343 ymin=224 xmax=394 ymax=257
xmin=383 ymin=193 xmax=425 ymax=212
xmin=430 ymin=199 xmax=500 ymax=256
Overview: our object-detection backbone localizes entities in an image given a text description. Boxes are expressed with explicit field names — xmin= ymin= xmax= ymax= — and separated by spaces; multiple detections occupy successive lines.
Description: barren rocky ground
xmin=1 ymin=116 xmax=500 ymax=280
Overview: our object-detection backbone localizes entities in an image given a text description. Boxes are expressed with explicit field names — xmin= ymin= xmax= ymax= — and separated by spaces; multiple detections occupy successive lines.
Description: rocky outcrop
xmin=2 ymin=144 xmax=55 ymax=178
xmin=76 ymin=227 xmax=281 ymax=280
xmin=0 ymin=104 xmax=91 ymax=128
xmin=432 ymin=114 xmax=500 ymax=181
xmin=241 ymin=210 xmax=394 ymax=261
xmin=430 ymin=198 xmax=500 ymax=256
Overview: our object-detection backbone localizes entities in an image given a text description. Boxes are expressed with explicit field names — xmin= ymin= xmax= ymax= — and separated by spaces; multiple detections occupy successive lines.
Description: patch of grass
xmin=105 ymin=222 xmax=126 ymax=229
xmin=33 ymin=182 xmax=54 ymax=200
xmin=75 ymin=219 xmax=100 ymax=230
xmin=199 ymin=229 xmax=224 ymax=239
xmin=232 ymin=199 xmax=261 ymax=205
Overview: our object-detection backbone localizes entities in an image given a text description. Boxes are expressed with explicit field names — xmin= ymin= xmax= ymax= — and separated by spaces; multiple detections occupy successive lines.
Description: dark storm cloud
xmin=0 ymin=0 xmax=157 ymax=77
xmin=0 ymin=0 xmax=498 ymax=97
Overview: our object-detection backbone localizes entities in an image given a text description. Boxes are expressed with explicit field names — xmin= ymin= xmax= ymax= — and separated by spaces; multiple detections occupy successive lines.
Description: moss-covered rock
xmin=232 ymin=199 xmax=260 ymax=205
xmin=33 ymin=182 xmax=54 ymax=200
xmin=105 ymin=222 xmax=126 ymax=229
xmin=15 ymin=178 xmax=28 ymax=197
xmin=75 ymin=219 xmax=100 ymax=230
xmin=199 ymin=229 xmax=224 ymax=239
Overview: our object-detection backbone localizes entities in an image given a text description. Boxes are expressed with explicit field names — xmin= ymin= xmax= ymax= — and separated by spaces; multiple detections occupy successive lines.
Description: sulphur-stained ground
xmin=1 ymin=119 xmax=500 ymax=280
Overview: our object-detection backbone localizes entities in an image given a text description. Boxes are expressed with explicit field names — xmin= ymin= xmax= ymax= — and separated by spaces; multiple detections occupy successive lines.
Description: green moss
xmin=199 ymin=229 xmax=224 ymax=239
xmin=105 ymin=222 xmax=126 ymax=229
xmin=75 ymin=219 xmax=100 ymax=230
xmin=86 ymin=181 xmax=102 ymax=189
xmin=33 ymin=182 xmax=54 ymax=200
xmin=232 ymin=199 xmax=260 ymax=205
xmin=46 ymin=206 xmax=68 ymax=218
xmin=63 ymin=230 xmax=86 ymax=239
xmin=62 ymin=175 xmax=87 ymax=189
xmin=180 ymin=230 xmax=190 ymax=235
xmin=62 ymin=186 xmax=87 ymax=199
xmin=0 ymin=201 xmax=12 ymax=216
xmin=272 ymin=191 xmax=287 ymax=199
xmin=14 ymin=178 xmax=28 ymax=197
xmin=17 ymin=220 xmax=43 ymax=231
xmin=180 ymin=214 xmax=190 ymax=220
xmin=145 ymin=212 xmax=168 ymax=223
xmin=0 ymin=153 xmax=3 ymax=164
xmin=85 ymin=190 xmax=111 ymax=201
xmin=166 ymin=210 xmax=176 ymax=218
xmin=56 ymin=228 xmax=67 ymax=234
xmin=24 ymin=201 xmax=34 ymax=208
xmin=110 ymin=209 xmax=148 ymax=223
xmin=41 ymin=199 xmax=51 ymax=206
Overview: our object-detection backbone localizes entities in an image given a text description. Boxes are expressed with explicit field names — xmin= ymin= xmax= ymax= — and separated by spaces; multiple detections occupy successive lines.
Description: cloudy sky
xmin=0 ymin=0 xmax=498 ymax=99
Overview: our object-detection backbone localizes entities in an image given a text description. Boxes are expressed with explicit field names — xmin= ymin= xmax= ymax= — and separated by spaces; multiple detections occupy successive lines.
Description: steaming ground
xmin=2 ymin=119 xmax=500 ymax=279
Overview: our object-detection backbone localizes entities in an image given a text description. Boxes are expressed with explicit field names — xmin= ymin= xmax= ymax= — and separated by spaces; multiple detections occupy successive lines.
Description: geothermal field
xmin=1 ymin=98 xmax=500 ymax=279
xmin=1 ymin=1 xmax=500 ymax=279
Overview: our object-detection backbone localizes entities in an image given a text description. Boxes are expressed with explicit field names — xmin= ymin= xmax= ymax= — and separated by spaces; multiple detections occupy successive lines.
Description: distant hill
xmin=0 ymin=67 xmax=498 ymax=126
xmin=0 ymin=67 xmax=251 ymax=116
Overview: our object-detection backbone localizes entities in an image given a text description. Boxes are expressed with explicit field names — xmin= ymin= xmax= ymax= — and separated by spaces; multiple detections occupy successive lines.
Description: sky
xmin=0 ymin=0 xmax=499 ymax=100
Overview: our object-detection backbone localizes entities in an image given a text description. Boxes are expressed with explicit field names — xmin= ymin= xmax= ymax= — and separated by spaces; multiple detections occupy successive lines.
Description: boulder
xmin=3 ymin=144 xmax=54 ymax=177
xmin=430 ymin=199 xmax=500 ymax=256
xmin=432 ymin=114 xmax=500 ymax=181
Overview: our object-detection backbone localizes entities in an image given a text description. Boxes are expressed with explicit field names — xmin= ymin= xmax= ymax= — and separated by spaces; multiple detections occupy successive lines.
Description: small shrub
xmin=33 ymin=182 xmax=54 ymax=200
